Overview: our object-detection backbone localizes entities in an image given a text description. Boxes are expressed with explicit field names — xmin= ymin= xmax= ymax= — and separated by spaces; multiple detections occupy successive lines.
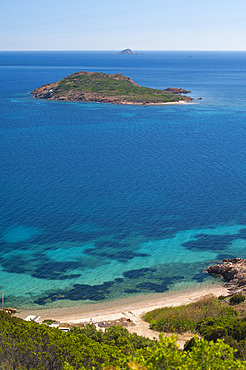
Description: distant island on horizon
xmin=117 ymin=48 xmax=137 ymax=55
xmin=31 ymin=71 xmax=193 ymax=105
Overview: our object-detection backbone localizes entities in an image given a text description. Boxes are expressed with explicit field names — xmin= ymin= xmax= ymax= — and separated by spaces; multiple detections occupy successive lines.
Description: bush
xmin=0 ymin=311 xmax=122 ymax=369
xmin=183 ymin=336 xmax=196 ymax=352
xmin=0 ymin=311 xmax=246 ymax=369
xmin=229 ymin=294 xmax=246 ymax=305
xmin=42 ymin=319 xmax=58 ymax=325
xmin=126 ymin=335 xmax=245 ymax=370
xmin=197 ymin=316 xmax=246 ymax=341
xmin=143 ymin=295 xmax=236 ymax=333
xmin=218 ymin=295 xmax=227 ymax=300
xmin=196 ymin=316 xmax=246 ymax=359
xmin=71 ymin=324 xmax=154 ymax=354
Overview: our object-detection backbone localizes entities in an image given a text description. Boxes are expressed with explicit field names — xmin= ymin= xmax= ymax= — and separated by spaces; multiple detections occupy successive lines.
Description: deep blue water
xmin=0 ymin=51 xmax=246 ymax=308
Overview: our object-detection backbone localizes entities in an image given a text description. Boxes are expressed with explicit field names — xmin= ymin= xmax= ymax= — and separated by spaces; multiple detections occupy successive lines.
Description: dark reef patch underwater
xmin=1 ymin=51 xmax=246 ymax=308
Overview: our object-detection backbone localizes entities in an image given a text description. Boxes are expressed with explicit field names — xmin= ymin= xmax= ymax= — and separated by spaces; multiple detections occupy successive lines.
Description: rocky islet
xmin=31 ymin=71 xmax=193 ymax=105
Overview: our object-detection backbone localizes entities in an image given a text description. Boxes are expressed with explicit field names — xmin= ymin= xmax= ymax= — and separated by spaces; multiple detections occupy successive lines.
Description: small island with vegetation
xmin=31 ymin=71 xmax=193 ymax=105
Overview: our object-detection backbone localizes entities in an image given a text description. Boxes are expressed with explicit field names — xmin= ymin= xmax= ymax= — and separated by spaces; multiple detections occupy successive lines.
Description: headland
xmin=31 ymin=71 xmax=193 ymax=105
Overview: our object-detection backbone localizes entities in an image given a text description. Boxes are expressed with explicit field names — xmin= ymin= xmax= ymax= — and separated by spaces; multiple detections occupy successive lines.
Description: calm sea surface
xmin=0 ymin=51 xmax=246 ymax=309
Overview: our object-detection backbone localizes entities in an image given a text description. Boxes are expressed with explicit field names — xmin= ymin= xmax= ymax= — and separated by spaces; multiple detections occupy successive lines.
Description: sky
xmin=1 ymin=0 xmax=245 ymax=51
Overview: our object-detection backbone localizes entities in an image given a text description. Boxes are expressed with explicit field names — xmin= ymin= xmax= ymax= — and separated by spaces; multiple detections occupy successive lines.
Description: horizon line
xmin=0 ymin=49 xmax=246 ymax=52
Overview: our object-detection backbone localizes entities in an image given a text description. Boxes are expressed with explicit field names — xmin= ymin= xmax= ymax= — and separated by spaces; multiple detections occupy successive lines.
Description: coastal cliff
xmin=31 ymin=71 xmax=193 ymax=105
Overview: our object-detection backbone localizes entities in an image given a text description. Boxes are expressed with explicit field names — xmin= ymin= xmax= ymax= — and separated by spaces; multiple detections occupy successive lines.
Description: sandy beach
xmin=15 ymin=284 xmax=229 ymax=346
xmin=123 ymin=100 xmax=195 ymax=105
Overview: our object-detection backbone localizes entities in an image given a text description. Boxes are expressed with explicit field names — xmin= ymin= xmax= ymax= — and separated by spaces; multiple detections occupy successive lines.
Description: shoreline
xmin=32 ymin=96 xmax=194 ymax=106
xmin=16 ymin=283 xmax=229 ymax=324
xmin=121 ymin=100 xmax=193 ymax=105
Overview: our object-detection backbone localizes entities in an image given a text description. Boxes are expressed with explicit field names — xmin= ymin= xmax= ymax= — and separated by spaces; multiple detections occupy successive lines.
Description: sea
xmin=0 ymin=51 xmax=246 ymax=309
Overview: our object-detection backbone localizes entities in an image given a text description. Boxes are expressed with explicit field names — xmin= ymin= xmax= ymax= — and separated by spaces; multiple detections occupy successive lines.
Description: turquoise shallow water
xmin=0 ymin=51 xmax=246 ymax=309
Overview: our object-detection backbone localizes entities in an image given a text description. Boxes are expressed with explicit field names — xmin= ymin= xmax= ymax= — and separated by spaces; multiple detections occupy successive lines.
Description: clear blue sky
xmin=1 ymin=0 xmax=245 ymax=51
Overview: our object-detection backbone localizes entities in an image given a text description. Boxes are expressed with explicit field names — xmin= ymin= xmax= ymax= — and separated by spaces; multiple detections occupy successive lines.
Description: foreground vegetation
xmin=31 ymin=71 xmax=192 ymax=105
xmin=144 ymin=294 xmax=246 ymax=361
xmin=1 ymin=298 xmax=246 ymax=369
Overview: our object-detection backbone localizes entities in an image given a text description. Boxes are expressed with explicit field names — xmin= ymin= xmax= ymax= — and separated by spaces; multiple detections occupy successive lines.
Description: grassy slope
xmin=143 ymin=295 xmax=236 ymax=333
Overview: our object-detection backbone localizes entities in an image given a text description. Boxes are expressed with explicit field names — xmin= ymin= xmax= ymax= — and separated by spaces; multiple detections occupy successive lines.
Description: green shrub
xmin=143 ymin=295 xmax=236 ymax=333
xmin=183 ymin=336 xmax=196 ymax=352
xmin=0 ymin=311 xmax=246 ymax=369
xmin=0 ymin=311 xmax=122 ymax=369
xmin=126 ymin=335 xmax=246 ymax=370
xmin=230 ymin=294 xmax=246 ymax=305
xmin=196 ymin=315 xmax=246 ymax=359
xmin=71 ymin=324 xmax=154 ymax=354
xmin=42 ymin=319 xmax=58 ymax=325
xmin=218 ymin=295 xmax=227 ymax=300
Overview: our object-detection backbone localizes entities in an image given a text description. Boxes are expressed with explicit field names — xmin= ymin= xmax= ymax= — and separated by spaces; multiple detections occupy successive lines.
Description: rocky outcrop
xmin=31 ymin=88 xmax=140 ymax=105
xmin=165 ymin=87 xmax=191 ymax=94
xmin=107 ymin=72 xmax=139 ymax=86
xmin=205 ymin=258 xmax=246 ymax=290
